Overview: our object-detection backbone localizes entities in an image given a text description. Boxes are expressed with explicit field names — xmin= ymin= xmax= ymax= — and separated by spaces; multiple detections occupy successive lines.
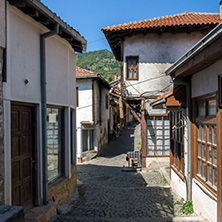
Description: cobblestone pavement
xmin=51 ymin=124 xmax=208 ymax=222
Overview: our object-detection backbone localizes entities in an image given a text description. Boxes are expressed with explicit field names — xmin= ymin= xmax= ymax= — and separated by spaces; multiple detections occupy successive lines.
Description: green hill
xmin=76 ymin=49 xmax=120 ymax=82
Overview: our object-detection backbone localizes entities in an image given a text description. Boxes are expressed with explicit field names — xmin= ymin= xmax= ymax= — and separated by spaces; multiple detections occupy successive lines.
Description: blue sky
xmin=42 ymin=0 xmax=219 ymax=52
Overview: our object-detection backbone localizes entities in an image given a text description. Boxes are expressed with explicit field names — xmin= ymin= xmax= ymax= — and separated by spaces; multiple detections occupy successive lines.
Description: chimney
xmin=220 ymin=1 xmax=222 ymax=20
xmin=114 ymin=74 xmax=118 ymax=81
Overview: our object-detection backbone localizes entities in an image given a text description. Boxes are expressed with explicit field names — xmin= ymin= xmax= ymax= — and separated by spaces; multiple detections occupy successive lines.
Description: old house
xmin=102 ymin=12 xmax=220 ymax=168
xmin=165 ymin=4 xmax=222 ymax=221
xmin=0 ymin=0 xmax=86 ymax=220
xmin=76 ymin=67 xmax=110 ymax=162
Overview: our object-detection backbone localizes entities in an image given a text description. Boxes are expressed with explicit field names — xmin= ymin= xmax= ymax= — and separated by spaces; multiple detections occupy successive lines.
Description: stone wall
xmin=48 ymin=166 xmax=77 ymax=208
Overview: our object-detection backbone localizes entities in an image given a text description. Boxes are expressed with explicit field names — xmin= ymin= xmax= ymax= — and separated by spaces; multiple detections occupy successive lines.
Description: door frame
xmin=11 ymin=102 xmax=38 ymax=210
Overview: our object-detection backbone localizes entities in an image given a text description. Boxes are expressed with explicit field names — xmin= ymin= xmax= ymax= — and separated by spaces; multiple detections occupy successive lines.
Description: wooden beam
xmin=174 ymin=37 xmax=222 ymax=78
xmin=22 ymin=7 xmax=39 ymax=17
xmin=36 ymin=16 xmax=50 ymax=25
xmin=8 ymin=0 xmax=26 ymax=7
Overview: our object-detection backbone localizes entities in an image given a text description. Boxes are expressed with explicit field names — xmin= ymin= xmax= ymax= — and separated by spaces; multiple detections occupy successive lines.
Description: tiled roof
xmin=103 ymin=12 xmax=220 ymax=32
xmin=102 ymin=12 xmax=220 ymax=61
xmin=76 ymin=67 xmax=100 ymax=77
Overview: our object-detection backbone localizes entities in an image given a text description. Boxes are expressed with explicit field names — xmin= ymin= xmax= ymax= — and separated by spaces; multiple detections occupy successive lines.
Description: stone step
xmin=0 ymin=205 xmax=24 ymax=222
xmin=25 ymin=202 xmax=56 ymax=222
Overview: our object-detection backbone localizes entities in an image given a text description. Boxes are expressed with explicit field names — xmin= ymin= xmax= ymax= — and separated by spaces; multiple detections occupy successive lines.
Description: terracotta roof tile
xmin=102 ymin=12 xmax=220 ymax=32
xmin=76 ymin=67 xmax=100 ymax=77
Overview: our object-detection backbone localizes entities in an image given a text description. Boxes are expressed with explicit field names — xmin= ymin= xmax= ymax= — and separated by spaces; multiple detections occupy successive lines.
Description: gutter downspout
xmin=40 ymin=24 xmax=59 ymax=205
xmin=172 ymin=78 xmax=191 ymax=201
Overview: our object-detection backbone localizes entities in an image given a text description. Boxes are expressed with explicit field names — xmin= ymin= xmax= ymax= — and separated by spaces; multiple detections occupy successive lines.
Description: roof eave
xmin=8 ymin=0 xmax=87 ymax=52
xmin=166 ymin=22 xmax=222 ymax=77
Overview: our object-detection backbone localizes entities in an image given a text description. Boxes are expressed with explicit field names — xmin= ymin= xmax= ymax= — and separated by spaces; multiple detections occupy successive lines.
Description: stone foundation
xmin=48 ymin=166 xmax=77 ymax=209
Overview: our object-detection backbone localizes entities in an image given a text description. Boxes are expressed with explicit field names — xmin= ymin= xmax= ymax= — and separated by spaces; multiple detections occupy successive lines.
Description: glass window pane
xmin=203 ymin=144 xmax=206 ymax=160
xmin=147 ymin=127 xmax=155 ymax=136
xmin=203 ymin=126 xmax=206 ymax=141
xmin=213 ymin=148 xmax=217 ymax=165
xmin=133 ymin=59 xmax=136 ymax=68
xmin=133 ymin=69 xmax=136 ymax=78
xmin=208 ymin=126 xmax=212 ymax=143
xmin=155 ymin=146 xmax=163 ymax=155
xmin=198 ymin=125 xmax=201 ymax=140
xmin=128 ymin=59 xmax=131 ymax=68
xmin=198 ymin=101 xmax=205 ymax=116
xmin=213 ymin=127 xmax=217 ymax=145
xmin=198 ymin=160 xmax=202 ymax=175
xmin=147 ymin=146 xmax=154 ymax=155
xmin=164 ymin=118 xmax=169 ymax=126
xmin=156 ymin=127 xmax=163 ymax=135
xmin=164 ymin=146 xmax=170 ymax=155
xmin=47 ymin=108 xmax=62 ymax=182
xmin=214 ymin=169 xmax=217 ymax=187
xmin=147 ymin=119 xmax=154 ymax=126
xmin=155 ymin=117 xmax=162 ymax=126
xmin=148 ymin=136 xmax=154 ymax=145
xmin=89 ymin=130 xmax=95 ymax=150
xmin=198 ymin=143 xmax=202 ymax=157
xmin=164 ymin=127 xmax=170 ymax=136
xmin=208 ymin=146 xmax=212 ymax=163
xmin=203 ymin=162 xmax=206 ymax=178
xmin=208 ymin=99 xmax=216 ymax=116
xmin=208 ymin=165 xmax=212 ymax=183
xmin=82 ymin=130 xmax=88 ymax=152
xmin=156 ymin=136 xmax=163 ymax=145
xmin=164 ymin=137 xmax=170 ymax=146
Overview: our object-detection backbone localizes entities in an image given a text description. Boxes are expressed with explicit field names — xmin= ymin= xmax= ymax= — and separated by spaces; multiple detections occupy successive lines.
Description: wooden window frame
xmin=126 ymin=56 xmax=139 ymax=80
xmin=147 ymin=115 xmax=170 ymax=157
xmin=194 ymin=93 xmax=218 ymax=195
xmin=170 ymin=110 xmax=185 ymax=179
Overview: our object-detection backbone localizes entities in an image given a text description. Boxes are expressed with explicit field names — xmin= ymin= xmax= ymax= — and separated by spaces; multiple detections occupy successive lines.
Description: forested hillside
xmin=76 ymin=49 xmax=120 ymax=82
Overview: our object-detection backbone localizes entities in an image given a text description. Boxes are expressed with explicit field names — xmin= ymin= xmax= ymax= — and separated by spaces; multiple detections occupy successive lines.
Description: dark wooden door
xmin=11 ymin=104 xmax=34 ymax=211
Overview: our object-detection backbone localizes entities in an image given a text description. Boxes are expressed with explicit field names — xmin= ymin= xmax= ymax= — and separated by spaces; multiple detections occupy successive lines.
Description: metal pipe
xmin=40 ymin=24 xmax=59 ymax=205
xmin=172 ymin=78 xmax=191 ymax=200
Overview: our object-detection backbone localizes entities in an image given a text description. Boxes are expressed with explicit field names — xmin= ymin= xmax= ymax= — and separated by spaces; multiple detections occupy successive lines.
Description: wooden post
xmin=217 ymin=109 xmax=222 ymax=222
xmin=141 ymin=99 xmax=147 ymax=168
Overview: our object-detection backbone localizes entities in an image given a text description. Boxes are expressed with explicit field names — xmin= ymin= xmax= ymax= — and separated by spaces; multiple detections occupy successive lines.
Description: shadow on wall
xmin=73 ymin=164 xmax=175 ymax=221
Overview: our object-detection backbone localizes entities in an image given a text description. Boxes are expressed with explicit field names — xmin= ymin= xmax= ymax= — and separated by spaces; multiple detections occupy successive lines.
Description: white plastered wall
xmin=4 ymin=4 xmax=76 ymax=204
xmin=76 ymin=79 xmax=93 ymax=158
xmin=123 ymin=32 xmax=205 ymax=98
xmin=192 ymin=179 xmax=217 ymax=222
xmin=94 ymin=81 xmax=109 ymax=153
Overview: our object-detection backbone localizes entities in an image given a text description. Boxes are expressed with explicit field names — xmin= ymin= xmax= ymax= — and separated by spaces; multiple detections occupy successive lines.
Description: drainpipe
xmin=172 ymin=78 xmax=191 ymax=201
xmin=40 ymin=24 xmax=59 ymax=205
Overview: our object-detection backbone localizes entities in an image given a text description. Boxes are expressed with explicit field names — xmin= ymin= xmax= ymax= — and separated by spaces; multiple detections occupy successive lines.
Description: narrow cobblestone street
xmin=51 ymin=123 xmax=208 ymax=222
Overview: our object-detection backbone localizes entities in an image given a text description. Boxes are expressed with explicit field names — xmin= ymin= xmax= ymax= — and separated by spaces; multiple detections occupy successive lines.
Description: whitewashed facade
xmin=0 ymin=0 xmax=86 ymax=216
xmin=76 ymin=68 xmax=110 ymax=162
